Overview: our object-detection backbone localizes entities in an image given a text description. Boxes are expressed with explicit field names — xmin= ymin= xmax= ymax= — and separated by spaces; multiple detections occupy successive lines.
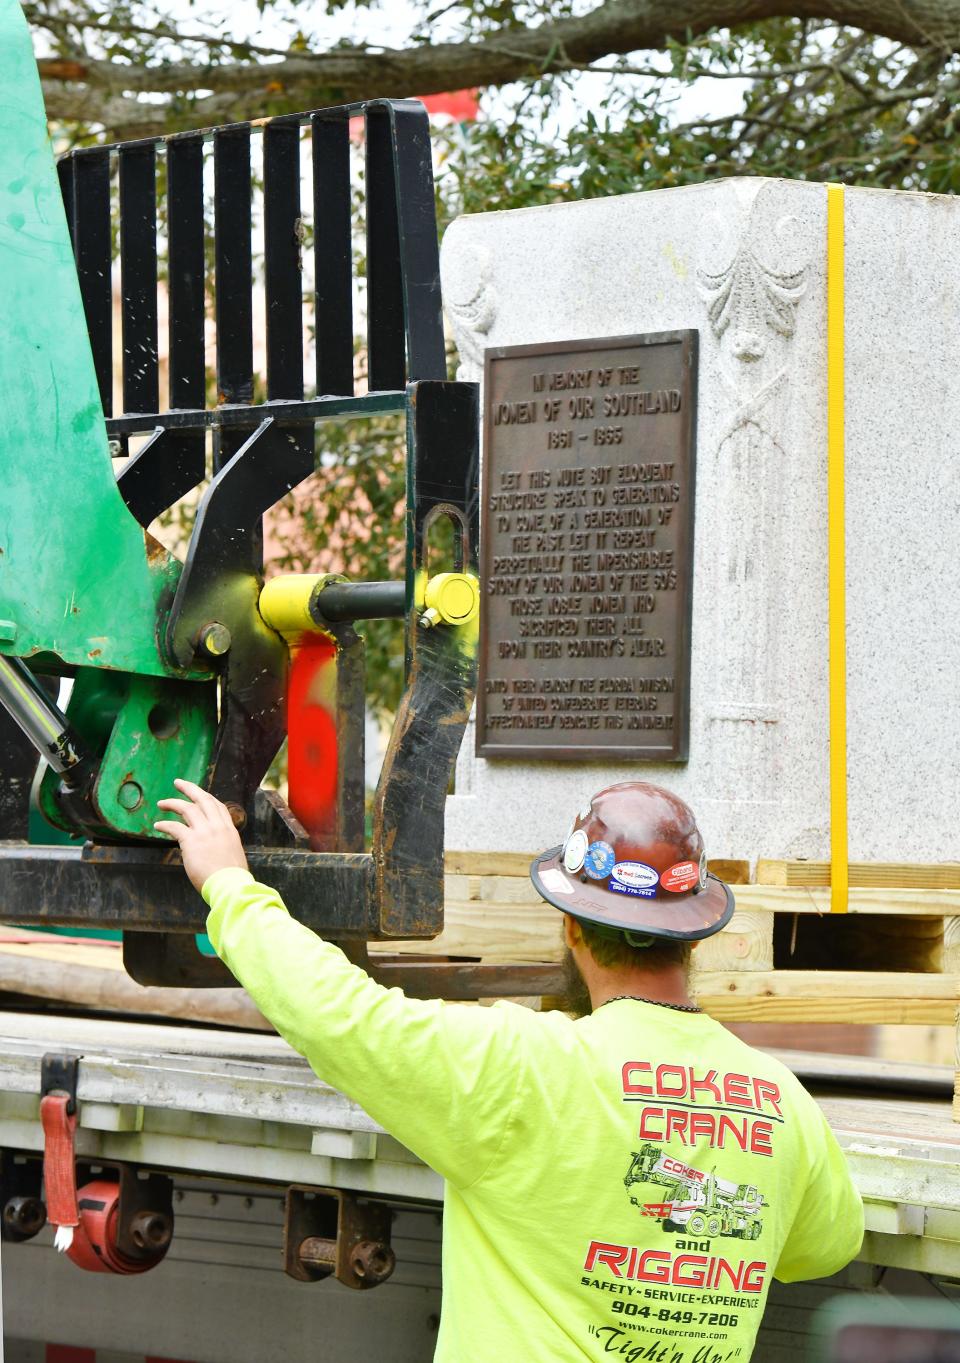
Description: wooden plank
xmin=444 ymin=873 xmax=480 ymax=901
xmin=943 ymin=918 xmax=960 ymax=974
xmin=0 ymin=938 xmax=125 ymax=970
xmin=695 ymin=971 xmax=960 ymax=1025
xmin=757 ymin=860 xmax=960 ymax=889
xmin=445 ymin=851 xmax=533 ymax=876
xmin=700 ymin=995 xmax=956 ymax=1025
xmin=691 ymin=910 xmax=773 ymax=973
xmin=735 ymin=884 xmax=960 ymax=917
xmin=373 ymin=896 xmax=562 ymax=963
xmin=769 ymin=1047 xmax=952 ymax=1093
xmin=818 ymin=1091 xmax=960 ymax=1149
xmin=478 ymin=876 xmax=543 ymax=905
xmin=696 ymin=970 xmax=960 ymax=1000
xmin=450 ymin=852 xmax=960 ymax=890
xmin=445 ymin=851 xmax=752 ymax=884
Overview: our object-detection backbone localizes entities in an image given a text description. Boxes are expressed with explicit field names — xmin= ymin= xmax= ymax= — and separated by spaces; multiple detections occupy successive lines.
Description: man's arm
xmin=156 ymin=781 xmax=524 ymax=1189
xmin=774 ymin=1105 xmax=864 ymax=1282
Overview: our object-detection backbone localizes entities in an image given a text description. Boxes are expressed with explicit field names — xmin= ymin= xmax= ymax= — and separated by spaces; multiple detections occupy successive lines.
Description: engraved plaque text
xmin=477 ymin=332 xmax=697 ymax=761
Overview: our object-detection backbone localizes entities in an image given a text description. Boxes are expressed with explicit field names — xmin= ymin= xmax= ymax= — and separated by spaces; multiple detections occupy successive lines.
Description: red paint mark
xmin=47 ymin=1348 xmax=97 ymax=1363
xmin=287 ymin=637 xmax=339 ymax=847
xmin=419 ymin=90 xmax=480 ymax=122
xmin=349 ymin=90 xmax=479 ymax=142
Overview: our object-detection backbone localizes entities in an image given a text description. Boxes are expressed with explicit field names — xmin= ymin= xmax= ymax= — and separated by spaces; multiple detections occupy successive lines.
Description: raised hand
xmin=155 ymin=779 xmax=249 ymax=893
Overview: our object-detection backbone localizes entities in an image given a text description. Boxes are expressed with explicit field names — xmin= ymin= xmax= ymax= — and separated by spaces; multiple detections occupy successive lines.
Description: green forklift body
xmin=0 ymin=0 xmax=192 ymax=680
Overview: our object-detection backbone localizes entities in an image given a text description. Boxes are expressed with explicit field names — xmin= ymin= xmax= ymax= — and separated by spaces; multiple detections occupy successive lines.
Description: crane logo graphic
xmin=624 ymin=1144 xmax=766 ymax=1241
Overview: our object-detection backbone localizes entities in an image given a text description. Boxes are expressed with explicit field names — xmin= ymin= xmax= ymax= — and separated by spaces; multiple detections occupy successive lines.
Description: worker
xmin=156 ymin=777 xmax=863 ymax=1362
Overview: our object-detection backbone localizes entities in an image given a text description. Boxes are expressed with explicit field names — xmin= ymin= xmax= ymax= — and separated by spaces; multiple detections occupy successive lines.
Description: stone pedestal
xmin=440 ymin=177 xmax=960 ymax=862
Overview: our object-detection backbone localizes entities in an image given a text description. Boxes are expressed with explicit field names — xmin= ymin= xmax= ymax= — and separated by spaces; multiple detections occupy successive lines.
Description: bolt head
xmin=225 ymin=801 xmax=247 ymax=830
xmin=198 ymin=622 xmax=232 ymax=657
xmin=130 ymin=1209 xmax=173 ymax=1252
xmin=350 ymin=1239 xmax=396 ymax=1284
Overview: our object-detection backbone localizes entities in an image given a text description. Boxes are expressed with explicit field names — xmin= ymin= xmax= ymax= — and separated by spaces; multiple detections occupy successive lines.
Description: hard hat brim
xmin=530 ymin=845 xmax=735 ymax=942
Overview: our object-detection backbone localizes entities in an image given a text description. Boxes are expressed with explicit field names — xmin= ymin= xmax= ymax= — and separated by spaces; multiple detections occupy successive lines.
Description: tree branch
xmin=33 ymin=0 xmax=960 ymax=138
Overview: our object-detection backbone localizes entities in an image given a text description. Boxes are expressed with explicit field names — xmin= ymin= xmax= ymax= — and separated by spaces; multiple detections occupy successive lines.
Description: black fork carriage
xmin=0 ymin=98 xmax=484 ymax=991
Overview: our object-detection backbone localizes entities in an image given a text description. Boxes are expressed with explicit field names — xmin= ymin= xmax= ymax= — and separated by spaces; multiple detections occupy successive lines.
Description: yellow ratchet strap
xmin=827 ymin=184 xmax=848 ymax=914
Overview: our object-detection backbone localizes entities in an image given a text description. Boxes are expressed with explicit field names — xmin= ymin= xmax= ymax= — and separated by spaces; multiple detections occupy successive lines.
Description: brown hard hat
xmin=530 ymin=781 xmax=734 ymax=941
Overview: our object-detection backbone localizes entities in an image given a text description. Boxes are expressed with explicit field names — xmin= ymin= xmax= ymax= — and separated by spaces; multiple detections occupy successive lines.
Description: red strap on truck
xmin=39 ymin=1093 xmax=80 ymax=1234
xmin=39 ymin=1091 xmax=109 ymax=1270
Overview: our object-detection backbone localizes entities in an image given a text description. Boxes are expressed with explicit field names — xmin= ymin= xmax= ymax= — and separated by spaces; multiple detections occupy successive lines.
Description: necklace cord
xmin=594 ymin=994 xmax=702 ymax=1014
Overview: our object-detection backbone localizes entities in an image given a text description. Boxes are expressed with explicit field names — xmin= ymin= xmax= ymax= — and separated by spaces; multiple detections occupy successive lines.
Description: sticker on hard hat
xmin=660 ymin=860 xmax=700 ymax=893
xmin=540 ymin=867 xmax=573 ymax=895
xmin=583 ymin=840 xmax=615 ymax=880
xmin=609 ymin=861 xmax=660 ymax=898
xmin=563 ymin=828 xmax=589 ymax=874
xmin=699 ymin=850 xmax=709 ymax=889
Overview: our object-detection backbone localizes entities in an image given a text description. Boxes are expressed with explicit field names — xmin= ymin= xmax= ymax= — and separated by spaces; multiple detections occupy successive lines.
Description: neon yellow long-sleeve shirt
xmin=204 ymin=867 xmax=864 ymax=1363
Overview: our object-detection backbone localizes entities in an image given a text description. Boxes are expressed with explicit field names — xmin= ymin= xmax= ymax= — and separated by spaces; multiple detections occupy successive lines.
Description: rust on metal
xmin=143 ymin=530 xmax=169 ymax=566
xmin=111 ymin=1167 xmax=175 ymax=1264
xmin=224 ymin=801 xmax=247 ymax=830
xmin=283 ymin=1186 xmax=395 ymax=1289
xmin=478 ymin=332 xmax=697 ymax=762
xmin=297 ymin=1235 xmax=337 ymax=1274
xmin=349 ymin=1238 xmax=397 ymax=1285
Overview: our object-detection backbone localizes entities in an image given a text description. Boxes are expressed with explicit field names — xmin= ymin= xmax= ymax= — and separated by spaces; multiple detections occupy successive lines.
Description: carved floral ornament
xmin=696 ymin=236 xmax=807 ymax=363
xmin=442 ymin=241 xmax=495 ymax=381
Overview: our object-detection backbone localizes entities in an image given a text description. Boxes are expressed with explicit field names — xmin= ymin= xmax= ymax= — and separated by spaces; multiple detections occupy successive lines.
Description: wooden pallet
xmin=376 ymin=852 xmax=960 ymax=1116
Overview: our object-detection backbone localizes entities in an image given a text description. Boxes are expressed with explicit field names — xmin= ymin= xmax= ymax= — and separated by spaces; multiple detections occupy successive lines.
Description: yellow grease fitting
xmin=827 ymin=184 xmax=849 ymax=914
xmin=423 ymin=572 xmax=480 ymax=626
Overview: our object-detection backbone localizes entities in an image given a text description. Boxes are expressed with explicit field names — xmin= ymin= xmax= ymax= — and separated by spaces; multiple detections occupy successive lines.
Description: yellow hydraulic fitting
xmin=420 ymin=573 xmax=480 ymax=630
xmin=261 ymin=571 xmax=479 ymax=636
xmin=259 ymin=574 xmax=344 ymax=641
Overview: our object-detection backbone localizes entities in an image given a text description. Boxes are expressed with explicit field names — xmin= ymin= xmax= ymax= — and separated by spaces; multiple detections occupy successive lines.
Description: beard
xmin=558 ymin=945 xmax=592 ymax=1018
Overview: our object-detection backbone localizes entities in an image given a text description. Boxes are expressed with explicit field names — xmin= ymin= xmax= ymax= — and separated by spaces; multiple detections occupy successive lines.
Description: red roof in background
xmin=418 ymin=89 xmax=480 ymax=122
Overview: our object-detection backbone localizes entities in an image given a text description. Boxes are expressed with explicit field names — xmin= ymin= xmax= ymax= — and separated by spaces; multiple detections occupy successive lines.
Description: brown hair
xmin=579 ymin=921 xmax=692 ymax=973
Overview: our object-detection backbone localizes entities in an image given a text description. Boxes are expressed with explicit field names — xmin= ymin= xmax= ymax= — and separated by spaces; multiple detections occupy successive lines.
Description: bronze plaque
xmin=477 ymin=331 xmax=697 ymax=761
